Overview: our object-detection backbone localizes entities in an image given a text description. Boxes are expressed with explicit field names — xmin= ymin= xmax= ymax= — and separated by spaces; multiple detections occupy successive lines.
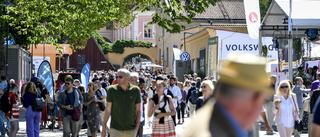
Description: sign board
xmin=207 ymin=37 xmax=218 ymax=78
xmin=180 ymin=52 xmax=190 ymax=62
xmin=216 ymin=30 xmax=277 ymax=60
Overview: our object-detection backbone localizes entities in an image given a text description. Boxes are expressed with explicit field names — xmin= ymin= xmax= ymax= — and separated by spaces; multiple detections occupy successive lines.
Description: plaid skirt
xmin=152 ymin=117 xmax=176 ymax=137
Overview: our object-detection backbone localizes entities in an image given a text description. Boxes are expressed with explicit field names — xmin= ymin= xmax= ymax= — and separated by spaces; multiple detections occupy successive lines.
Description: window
xmin=144 ymin=22 xmax=153 ymax=38
xmin=166 ymin=47 xmax=169 ymax=65
xmin=77 ymin=54 xmax=85 ymax=65
xmin=159 ymin=49 xmax=162 ymax=61
xmin=162 ymin=28 xmax=165 ymax=37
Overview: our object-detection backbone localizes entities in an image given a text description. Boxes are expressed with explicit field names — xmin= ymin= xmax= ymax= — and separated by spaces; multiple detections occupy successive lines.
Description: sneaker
xmin=59 ymin=127 xmax=63 ymax=131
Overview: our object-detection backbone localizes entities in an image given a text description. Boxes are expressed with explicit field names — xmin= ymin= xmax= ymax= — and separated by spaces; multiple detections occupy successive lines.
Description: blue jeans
xmin=0 ymin=110 xmax=5 ymax=136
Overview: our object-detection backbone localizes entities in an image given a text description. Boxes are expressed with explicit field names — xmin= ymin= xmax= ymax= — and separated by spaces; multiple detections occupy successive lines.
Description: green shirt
xmin=107 ymin=83 xmax=141 ymax=130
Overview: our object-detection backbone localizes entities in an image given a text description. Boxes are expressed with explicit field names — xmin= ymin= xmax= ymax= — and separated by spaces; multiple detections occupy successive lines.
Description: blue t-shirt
xmin=66 ymin=91 xmax=75 ymax=115
xmin=0 ymin=81 xmax=8 ymax=92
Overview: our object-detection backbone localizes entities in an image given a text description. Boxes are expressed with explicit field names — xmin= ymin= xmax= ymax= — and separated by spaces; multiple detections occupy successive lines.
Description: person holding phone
xmin=273 ymin=80 xmax=300 ymax=137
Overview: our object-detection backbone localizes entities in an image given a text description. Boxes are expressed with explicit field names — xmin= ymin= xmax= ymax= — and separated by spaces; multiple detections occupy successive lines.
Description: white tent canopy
xmin=261 ymin=0 xmax=320 ymax=37
xmin=142 ymin=64 xmax=163 ymax=68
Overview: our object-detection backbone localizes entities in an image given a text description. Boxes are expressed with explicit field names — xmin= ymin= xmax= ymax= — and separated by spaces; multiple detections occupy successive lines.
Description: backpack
xmin=0 ymin=92 xmax=14 ymax=113
xmin=190 ymin=89 xmax=199 ymax=104
xmin=32 ymin=94 xmax=44 ymax=112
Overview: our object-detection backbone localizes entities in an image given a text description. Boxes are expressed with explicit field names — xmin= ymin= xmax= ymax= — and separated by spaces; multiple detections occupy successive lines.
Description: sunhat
xmin=218 ymin=53 xmax=273 ymax=94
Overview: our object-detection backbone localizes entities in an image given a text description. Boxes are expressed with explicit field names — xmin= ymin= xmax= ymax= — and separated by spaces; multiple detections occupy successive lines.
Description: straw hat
xmin=218 ymin=53 xmax=273 ymax=94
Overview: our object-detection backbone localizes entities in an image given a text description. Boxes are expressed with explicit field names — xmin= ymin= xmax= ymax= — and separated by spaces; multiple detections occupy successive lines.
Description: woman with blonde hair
xmin=22 ymin=82 xmax=41 ymax=137
xmin=195 ymin=80 xmax=214 ymax=110
xmin=273 ymin=80 xmax=300 ymax=137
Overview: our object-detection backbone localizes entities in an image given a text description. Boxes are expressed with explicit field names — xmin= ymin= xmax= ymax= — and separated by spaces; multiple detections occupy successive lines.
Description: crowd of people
xmin=2 ymin=54 xmax=320 ymax=137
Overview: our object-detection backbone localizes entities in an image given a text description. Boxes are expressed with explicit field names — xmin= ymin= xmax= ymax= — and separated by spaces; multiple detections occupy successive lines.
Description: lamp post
xmin=159 ymin=36 xmax=165 ymax=72
xmin=184 ymin=32 xmax=194 ymax=52
xmin=2 ymin=0 xmax=14 ymax=76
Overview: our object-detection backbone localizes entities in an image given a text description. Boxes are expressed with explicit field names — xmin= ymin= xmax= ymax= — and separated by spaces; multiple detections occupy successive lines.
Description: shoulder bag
xmin=66 ymin=91 xmax=81 ymax=121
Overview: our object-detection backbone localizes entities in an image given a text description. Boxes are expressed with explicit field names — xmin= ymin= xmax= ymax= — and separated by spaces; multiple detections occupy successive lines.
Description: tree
xmin=260 ymin=0 xmax=272 ymax=20
xmin=0 ymin=0 xmax=219 ymax=73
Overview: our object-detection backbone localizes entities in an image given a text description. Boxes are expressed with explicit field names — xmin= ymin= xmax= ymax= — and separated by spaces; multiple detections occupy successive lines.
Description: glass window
xmin=144 ymin=23 xmax=153 ymax=38
xmin=77 ymin=54 xmax=85 ymax=65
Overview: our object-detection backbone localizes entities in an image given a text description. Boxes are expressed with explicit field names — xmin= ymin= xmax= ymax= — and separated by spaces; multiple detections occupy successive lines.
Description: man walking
xmin=182 ymin=53 xmax=274 ymax=137
xmin=167 ymin=77 xmax=182 ymax=126
xmin=101 ymin=69 xmax=141 ymax=137
xmin=57 ymin=78 xmax=83 ymax=137
xmin=293 ymin=77 xmax=311 ymax=137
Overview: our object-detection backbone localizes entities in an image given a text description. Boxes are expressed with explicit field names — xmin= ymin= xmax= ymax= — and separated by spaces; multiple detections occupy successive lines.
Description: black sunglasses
xmin=116 ymin=75 xmax=123 ymax=79
xmin=201 ymin=85 xmax=207 ymax=88
xmin=280 ymin=86 xmax=288 ymax=89
xmin=65 ymin=83 xmax=71 ymax=85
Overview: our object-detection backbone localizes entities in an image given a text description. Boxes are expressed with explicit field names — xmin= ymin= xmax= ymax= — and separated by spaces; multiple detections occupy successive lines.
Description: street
xmin=14 ymin=107 xmax=309 ymax=137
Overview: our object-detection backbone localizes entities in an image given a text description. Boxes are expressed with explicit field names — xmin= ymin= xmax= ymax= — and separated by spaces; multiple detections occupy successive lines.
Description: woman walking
xmin=148 ymin=80 xmax=176 ymax=137
xmin=273 ymin=80 xmax=300 ymax=137
xmin=22 ymin=82 xmax=41 ymax=137
xmin=6 ymin=83 xmax=19 ymax=137
xmin=177 ymin=82 xmax=187 ymax=124
xmin=84 ymin=82 xmax=103 ymax=137
xmin=196 ymin=80 xmax=214 ymax=110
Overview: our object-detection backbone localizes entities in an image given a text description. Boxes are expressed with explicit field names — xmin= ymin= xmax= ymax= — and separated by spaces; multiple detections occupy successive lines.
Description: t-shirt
xmin=0 ymin=81 xmax=8 ymax=91
xmin=66 ymin=92 xmax=75 ymax=115
xmin=313 ymin=96 xmax=320 ymax=125
xmin=107 ymin=84 xmax=141 ymax=130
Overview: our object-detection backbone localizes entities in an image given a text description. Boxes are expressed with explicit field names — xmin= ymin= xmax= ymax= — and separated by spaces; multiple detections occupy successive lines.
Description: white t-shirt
xmin=99 ymin=88 xmax=107 ymax=97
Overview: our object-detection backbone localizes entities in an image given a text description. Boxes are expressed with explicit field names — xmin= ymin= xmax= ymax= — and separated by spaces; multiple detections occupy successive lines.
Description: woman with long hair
xmin=148 ymin=80 xmax=176 ymax=137
xmin=84 ymin=82 xmax=103 ymax=137
xmin=22 ymin=82 xmax=41 ymax=137
xmin=273 ymin=80 xmax=300 ymax=137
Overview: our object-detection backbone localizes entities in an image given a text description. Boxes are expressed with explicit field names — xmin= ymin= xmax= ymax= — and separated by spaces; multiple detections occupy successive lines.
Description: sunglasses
xmin=116 ymin=75 xmax=123 ymax=79
xmin=280 ymin=86 xmax=288 ymax=89
xmin=201 ymin=85 xmax=207 ymax=88
xmin=88 ymin=85 xmax=91 ymax=87
xmin=65 ymin=83 xmax=71 ymax=85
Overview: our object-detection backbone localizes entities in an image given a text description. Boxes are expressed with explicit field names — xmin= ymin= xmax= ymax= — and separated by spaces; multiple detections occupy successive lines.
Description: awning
xmin=261 ymin=0 xmax=320 ymax=37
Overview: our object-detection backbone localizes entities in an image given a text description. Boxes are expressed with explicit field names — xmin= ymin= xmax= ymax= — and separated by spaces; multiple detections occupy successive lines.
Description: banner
xmin=199 ymin=48 xmax=206 ymax=73
xmin=37 ymin=61 xmax=54 ymax=100
xmin=173 ymin=48 xmax=182 ymax=60
xmin=244 ymin=0 xmax=261 ymax=39
xmin=277 ymin=39 xmax=299 ymax=71
xmin=208 ymin=37 xmax=218 ymax=78
xmin=81 ymin=62 xmax=91 ymax=91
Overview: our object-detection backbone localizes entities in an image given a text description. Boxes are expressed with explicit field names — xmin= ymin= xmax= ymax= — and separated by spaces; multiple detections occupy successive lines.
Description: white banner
xmin=244 ymin=0 xmax=261 ymax=39
xmin=217 ymin=30 xmax=278 ymax=60
xmin=173 ymin=48 xmax=182 ymax=60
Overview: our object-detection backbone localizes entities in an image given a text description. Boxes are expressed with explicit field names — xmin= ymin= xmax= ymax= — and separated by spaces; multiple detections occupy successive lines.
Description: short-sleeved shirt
xmin=107 ymin=83 xmax=141 ymax=130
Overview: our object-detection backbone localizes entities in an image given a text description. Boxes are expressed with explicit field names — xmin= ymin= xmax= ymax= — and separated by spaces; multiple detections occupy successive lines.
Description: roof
xmin=261 ymin=0 xmax=320 ymax=37
xmin=182 ymin=0 xmax=245 ymax=20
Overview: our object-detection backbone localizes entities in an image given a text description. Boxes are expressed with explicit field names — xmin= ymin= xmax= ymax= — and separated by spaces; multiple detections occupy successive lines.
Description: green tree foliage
xmin=92 ymin=31 xmax=112 ymax=53
xmin=92 ymin=31 xmax=152 ymax=54
xmin=260 ymin=0 xmax=272 ymax=20
xmin=1 ymin=0 xmax=219 ymax=47
xmin=111 ymin=39 xmax=153 ymax=54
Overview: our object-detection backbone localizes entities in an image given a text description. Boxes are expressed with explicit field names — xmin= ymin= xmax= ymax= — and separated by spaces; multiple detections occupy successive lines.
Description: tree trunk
xmin=0 ymin=26 xmax=5 ymax=75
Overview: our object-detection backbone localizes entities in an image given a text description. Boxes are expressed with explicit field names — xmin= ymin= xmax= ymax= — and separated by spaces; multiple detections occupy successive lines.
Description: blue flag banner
xmin=37 ymin=60 xmax=54 ymax=100
xmin=81 ymin=62 xmax=90 ymax=91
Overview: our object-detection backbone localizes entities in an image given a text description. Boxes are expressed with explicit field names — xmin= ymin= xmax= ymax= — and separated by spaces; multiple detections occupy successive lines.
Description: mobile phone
xmin=154 ymin=113 xmax=159 ymax=116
